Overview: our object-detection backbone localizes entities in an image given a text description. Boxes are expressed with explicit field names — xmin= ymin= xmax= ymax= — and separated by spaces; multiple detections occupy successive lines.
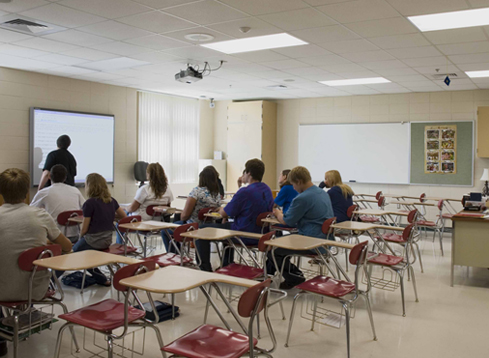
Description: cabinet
xmin=226 ymin=101 xmax=277 ymax=192
xmin=477 ymin=107 xmax=489 ymax=157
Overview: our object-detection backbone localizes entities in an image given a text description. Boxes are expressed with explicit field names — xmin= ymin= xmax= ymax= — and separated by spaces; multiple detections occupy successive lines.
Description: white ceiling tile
xmin=374 ymin=67 xmax=419 ymax=76
xmin=414 ymin=65 xmax=460 ymax=74
xmin=337 ymin=70 xmax=380 ymax=78
xmin=41 ymin=30 xmax=112 ymax=47
xmin=438 ymin=42 xmax=489 ymax=55
xmin=127 ymin=51 xmax=183 ymax=64
xmin=258 ymin=8 xmax=336 ymax=31
xmin=224 ymin=63 xmax=276 ymax=73
xmin=259 ymin=59 xmax=310 ymax=70
xmin=402 ymin=56 xmax=452 ymax=67
xmin=78 ymin=57 xmax=150 ymax=71
xmin=369 ymin=34 xmax=430 ymax=50
xmin=272 ymin=44 xmax=332 ymax=58
xmin=311 ymin=87 xmax=350 ymax=96
xmin=207 ymin=17 xmax=282 ymax=38
xmin=232 ymin=50 xmax=290 ymax=63
xmin=35 ymin=53 xmax=88 ymax=65
xmin=341 ymin=50 xmax=395 ymax=63
xmin=218 ymin=0 xmax=308 ymax=16
xmin=46 ymin=66 xmax=97 ymax=76
xmin=0 ymin=44 xmax=50 ymax=58
xmin=385 ymin=0 xmax=469 ymax=16
xmin=89 ymin=41 xmax=153 ymax=56
xmin=318 ymin=39 xmax=379 ymax=54
xmin=285 ymin=66 xmax=332 ymax=76
xmin=323 ymin=63 xmax=368 ymax=73
xmin=316 ymin=0 xmax=399 ymax=24
xmin=387 ymin=46 xmax=443 ymax=59
xmin=386 ymin=74 xmax=430 ymax=82
xmin=300 ymin=54 xmax=351 ymax=66
xmin=362 ymin=59 xmax=407 ymax=70
xmin=0 ymin=0 xmax=49 ymax=13
xmin=213 ymin=69 xmax=262 ymax=82
xmin=59 ymin=0 xmax=149 ymax=19
xmin=292 ymin=25 xmax=360 ymax=43
xmin=118 ymin=10 xmax=196 ymax=33
xmin=160 ymin=27 xmax=232 ymax=43
xmin=341 ymin=86 xmax=381 ymax=94
xmin=449 ymin=53 xmax=489 ymax=64
xmin=59 ymin=48 xmax=118 ymax=61
xmin=163 ymin=1 xmax=247 ymax=25
xmin=457 ymin=62 xmax=489 ymax=71
xmin=401 ymin=80 xmax=438 ymax=87
xmin=78 ymin=20 xmax=152 ymax=41
xmin=345 ymin=17 xmax=418 ymax=38
xmin=302 ymin=0 xmax=352 ymax=5
xmin=124 ymin=35 xmax=189 ymax=50
xmin=0 ymin=53 xmax=59 ymax=69
xmin=20 ymin=3 xmax=106 ymax=28
xmin=14 ymin=37 xmax=78 ymax=53
xmin=75 ymin=72 xmax=126 ymax=81
xmin=163 ymin=45 xmax=222 ymax=60
xmin=0 ymin=28 xmax=33 ymax=43
xmin=131 ymin=0 xmax=196 ymax=9
xmin=424 ymin=28 xmax=488 ymax=45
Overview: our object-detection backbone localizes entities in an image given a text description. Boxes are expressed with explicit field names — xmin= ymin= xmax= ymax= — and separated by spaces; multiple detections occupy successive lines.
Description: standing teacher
xmin=38 ymin=135 xmax=77 ymax=190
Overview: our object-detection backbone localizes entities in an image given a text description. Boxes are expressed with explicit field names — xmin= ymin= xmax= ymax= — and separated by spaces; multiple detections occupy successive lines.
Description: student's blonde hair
xmin=325 ymin=170 xmax=354 ymax=198
xmin=86 ymin=173 xmax=112 ymax=204
xmin=147 ymin=163 xmax=168 ymax=199
xmin=0 ymin=168 xmax=29 ymax=204
xmin=288 ymin=166 xmax=311 ymax=184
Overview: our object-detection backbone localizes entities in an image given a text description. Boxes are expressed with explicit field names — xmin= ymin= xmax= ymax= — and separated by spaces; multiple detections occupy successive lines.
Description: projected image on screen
xmin=31 ymin=108 xmax=115 ymax=186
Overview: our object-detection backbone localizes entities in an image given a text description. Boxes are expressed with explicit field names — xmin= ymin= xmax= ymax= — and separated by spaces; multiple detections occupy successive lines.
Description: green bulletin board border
xmin=410 ymin=121 xmax=473 ymax=186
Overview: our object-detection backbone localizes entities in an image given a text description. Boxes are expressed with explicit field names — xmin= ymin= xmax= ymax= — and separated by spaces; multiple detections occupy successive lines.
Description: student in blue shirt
xmin=321 ymin=170 xmax=354 ymax=223
xmin=196 ymin=159 xmax=274 ymax=271
xmin=269 ymin=166 xmax=334 ymax=289
xmin=274 ymin=169 xmax=298 ymax=214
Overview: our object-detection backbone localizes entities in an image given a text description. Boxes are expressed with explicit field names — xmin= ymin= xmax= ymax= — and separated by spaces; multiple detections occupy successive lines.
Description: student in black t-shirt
xmin=38 ymin=135 xmax=77 ymax=190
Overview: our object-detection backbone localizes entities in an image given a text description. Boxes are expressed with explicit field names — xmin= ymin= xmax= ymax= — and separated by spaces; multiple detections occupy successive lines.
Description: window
xmin=138 ymin=91 xmax=199 ymax=184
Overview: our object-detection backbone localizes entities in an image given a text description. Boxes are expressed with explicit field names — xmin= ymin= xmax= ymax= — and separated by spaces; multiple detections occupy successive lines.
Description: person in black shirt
xmin=38 ymin=135 xmax=77 ymax=190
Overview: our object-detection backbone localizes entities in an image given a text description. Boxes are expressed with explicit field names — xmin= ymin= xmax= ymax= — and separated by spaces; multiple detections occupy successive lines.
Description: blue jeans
xmin=72 ymin=237 xmax=109 ymax=285
xmin=161 ymin=221 xmax=183 ymax=254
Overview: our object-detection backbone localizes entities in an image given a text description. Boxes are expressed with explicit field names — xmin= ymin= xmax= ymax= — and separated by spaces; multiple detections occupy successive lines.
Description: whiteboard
xmin=298 ymin=123 xmax=410 ymax=184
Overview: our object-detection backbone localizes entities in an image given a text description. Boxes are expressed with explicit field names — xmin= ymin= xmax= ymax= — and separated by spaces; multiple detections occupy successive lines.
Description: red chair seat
xmin=440 ymin=214 xmax=453 ymax=219
xmin=417 ymin=220 xmax=436 ymax=227
xmin=59 ymin=299 xmax=145 ymax=333
xmin=295 ymin=276 xmax=355 ymax=298
xmin=382 ymin=233 xmax=406 ymax=243
xmin=360 ymin=216 xmax=380 ymax=223
xmin=215 ymin=264 xmax=264 ymax=280
xmin=163 ymin=324 xmax=257 ymax=358
xmin=143 ymin=253 xmax=192 ymax=267
xmin=368 ymin=253 xmax=404 ymax=266
xmin=103 ymin=244 xmax=138 ymax=255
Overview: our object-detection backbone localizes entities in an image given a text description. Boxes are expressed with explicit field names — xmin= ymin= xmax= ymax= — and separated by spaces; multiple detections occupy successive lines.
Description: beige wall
xmin=199 ymin=99 xmax=214 ymax=160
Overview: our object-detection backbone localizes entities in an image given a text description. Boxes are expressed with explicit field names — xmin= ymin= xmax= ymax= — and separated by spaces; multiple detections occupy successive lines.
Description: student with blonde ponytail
xmin=321 ymin=170 xmax=354 ymax=223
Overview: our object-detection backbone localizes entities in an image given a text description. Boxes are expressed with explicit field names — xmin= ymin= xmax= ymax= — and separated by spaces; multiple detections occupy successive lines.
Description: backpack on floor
xmin=135 ymin=301 xmax=180 ymax=322
xmin=61 ymin=271 xmax=97 ymax=289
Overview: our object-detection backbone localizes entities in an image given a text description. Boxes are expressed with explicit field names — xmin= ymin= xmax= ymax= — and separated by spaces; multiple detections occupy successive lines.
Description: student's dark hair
xmin=0 ymin=168 xmax=30 ymax=204
xmin=280 ymin=169 xmax=291 ymax=188
xmin=57 ymin=135 xmax=71 ymax=149
xmin=200 ymin=166 xmax=220 ymax=196
xmin=245 ymin=158 xmax=265 ymax=182
xmin=50 ymin=164 xmax=67 ymax=183
xmin=147 ymin=163 xmax=168 ymax=199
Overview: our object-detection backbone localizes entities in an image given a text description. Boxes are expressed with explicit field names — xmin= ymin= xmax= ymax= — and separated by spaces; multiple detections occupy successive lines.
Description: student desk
xmin=450 ymin=211 xmax=489 ymax=287
xmin=120 ymin=266 xmax=258 ymax=333
xmin=389 ymin=201 xmax=435 ymax=207
xmin=67 ymin=216 xmax=83 ymax=224
xmin=119 ymin=221 xmax=180 ymax=258
xmin=354 ymin=209 xmax=408 ymax=225
xmin=152 ymin=206 xmax=182 ymax=215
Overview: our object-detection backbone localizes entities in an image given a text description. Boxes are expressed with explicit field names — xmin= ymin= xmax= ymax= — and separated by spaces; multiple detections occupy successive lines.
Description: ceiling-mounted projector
xmin=175 ymin=65 xmax=203 ymax=84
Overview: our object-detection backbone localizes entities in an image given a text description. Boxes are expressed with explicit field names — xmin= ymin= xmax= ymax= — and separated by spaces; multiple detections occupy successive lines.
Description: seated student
xmin=75 ymin=173 xmax=126 ymax=286
xmin=196 ymin=159 xmax=274 ymax=272
xmin=270 ymin=166 xmax=334 ymax=289
xmin=322 ymin=170 xmax=354 ymax=223
xmin=205 ymin=165 xmax=225 ymax=198
xmin=30 ymin=164 xmax=85 ymax=243
xmin=274 ymin=169 xmax=298 ymax=214
xmin=0 ymin=168 xmax=72 ymax=357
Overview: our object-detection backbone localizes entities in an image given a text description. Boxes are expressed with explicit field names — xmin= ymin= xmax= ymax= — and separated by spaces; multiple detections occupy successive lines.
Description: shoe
xmin=0 ymin=341 xmax=7 ymax=357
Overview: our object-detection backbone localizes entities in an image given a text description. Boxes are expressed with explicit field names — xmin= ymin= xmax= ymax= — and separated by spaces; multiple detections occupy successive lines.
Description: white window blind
xmin=138 ymin=91 xmax=199 ymax=184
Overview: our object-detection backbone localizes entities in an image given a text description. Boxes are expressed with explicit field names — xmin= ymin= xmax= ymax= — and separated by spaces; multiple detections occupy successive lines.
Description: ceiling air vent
xmin=431 ymin=73 xmax=458 ymax=80
xmin=0 ymin=15 xmax=65 ymax=36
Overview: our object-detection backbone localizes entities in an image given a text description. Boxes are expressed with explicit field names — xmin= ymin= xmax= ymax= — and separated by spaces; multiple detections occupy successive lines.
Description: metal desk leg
xmin=199 ymin=285 xmax=233 ymax=331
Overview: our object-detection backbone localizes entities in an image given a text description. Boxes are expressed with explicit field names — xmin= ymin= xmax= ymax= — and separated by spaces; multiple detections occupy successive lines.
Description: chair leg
xmin=13 ymin=314 xmax=18 ymax=358
xmin=285 ymin=292 xmax=304 ymax=347
xmin=53 ymin=323 xmax=72 ymax=358
xmin=256 ymin=312 xmax=261 ymax=339
xmin=344 ymin=303 xmax=351 ymax=358
xmin=57 ymin=301 xmax=80 ymax=352
xmin=107 ymin=337 xmax=114 ymax=358
xmin=438 ymin=228 xmax=444 ymax=256
xmin=203 ymin=284 xmax=212 ymax=324
xmin=279 ymin=300 xmax=286 ymax=320
xmin=414 ymin=242 xmax=424 ymax=273
xmin=80 ymin=269 xmax=87 ymax=294
xmin=399 ymin=271 xmax=406 ymax=317
xmin=311 ymin=297 xmax=318 ymax=331
xmin=144 ymin=324 xmax=167 ymax=358
xmin=410 ymin=266 xmax=419 ymax=303
xmin=171 ymin=293 xmax=176 ymax=320
xmin=362 ymin=293 xmax=377 ymax=341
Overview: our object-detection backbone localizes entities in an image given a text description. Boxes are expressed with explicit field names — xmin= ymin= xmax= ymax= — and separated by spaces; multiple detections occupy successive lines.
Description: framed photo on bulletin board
xmin=424 ymin=125 xmax=457 ymax=174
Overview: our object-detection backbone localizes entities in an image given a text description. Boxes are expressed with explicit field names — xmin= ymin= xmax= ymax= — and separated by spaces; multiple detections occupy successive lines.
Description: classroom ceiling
xmin=1 ymin=0 xmax=489 ymax=100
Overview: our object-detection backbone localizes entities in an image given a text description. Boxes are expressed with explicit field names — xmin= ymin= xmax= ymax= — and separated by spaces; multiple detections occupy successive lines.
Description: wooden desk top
xmin=118 ymin=221 xmax=180 ymax=232
xmin=424 ymin=196 xmax=460 ymax=202
xmin=153 ymin=206 xmax=182 ymax=214
xmin=386 ymin=210 xmax=409 ymax=217
xmin=355 ymin=199 xmax=378 ymax=203
xmin=452 ymin=210 xmax=489 ymax=222
xmin=261 ymin=217 xmax=280 ymax=225
xmin=204 ymin=212 xmax=223 ymax=219
xmin=354 ymin=194 xmax=376 ymax=198
xmin=265 ymin=235 xmax=355 ymax=250
xmin=33 ymin=250 xmax=141 ymax=271
xmin=389 ymin=201 xmax=435 ymax=207
xmin=332 ymin=221 xmax=378 ymax=231
xmin=68 ymin=216 xmax=83 ymax=224
xmin=180 ymin=227 xmax=262 ymax=241
xmin=119 ymin=266 xmax=259 ymax=294
xmin=354 ymin=209 xmax=387 ymax=216
xmin=374 ymin=224 xmax=405 ymax=232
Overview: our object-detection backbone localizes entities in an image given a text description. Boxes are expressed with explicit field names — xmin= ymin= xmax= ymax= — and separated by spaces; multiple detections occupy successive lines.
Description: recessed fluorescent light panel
xmin=201 ymin=33 xmax=307 ymax=54
xmin=319 ymin=77 xmax=391 ymax=86
xmin=466 ymin=70 xmax=489 ymax=78
xmin=408 ymin=7 xmax=489 ymax=32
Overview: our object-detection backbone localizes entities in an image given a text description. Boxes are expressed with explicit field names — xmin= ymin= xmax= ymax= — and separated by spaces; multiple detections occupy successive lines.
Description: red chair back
xmin=437 ymin=199 xmax=444 ymax=211
xmin=347 ymin=205 xmax=358 ymax=219
xmin=56 ymin=210 xmax=83 ymax=226
xmin=377 ymin=196 xmax=385 ymax=208
xmin=255 ymin=212 xmax=273 ymax=228
xmin=18 ymin=245 xmax=62 ymax=272
xmin=407 ymin=209 xmax=417 ymax=223
xmin=118 ymin=215 xmax=142 ymax=234
xmin=375 ymin=191 xmax=382 ymax=200
xmin=198 ymin=207 xmax=218 ymax=221
xmin=173 ymin=223 xmax=198 ymax=242
xmin=238 ymin=279 xmax=271 ymax=318
xmin=321 ymin=217 xmax=337 ymax=235
xmin=146 ymin=205 xmax=162 ymax=217
xmin=113 ymin=261 xmax=156 ymax=292
xmin=419 ymin=193 xmax=426 ymax=203
xmin=257 ymin=231 xmax=275 ymax=252
xmin=349 ymin=241 xmax=368 ymax=265
xmin=402 ymin=224 xmax=415 ymax=242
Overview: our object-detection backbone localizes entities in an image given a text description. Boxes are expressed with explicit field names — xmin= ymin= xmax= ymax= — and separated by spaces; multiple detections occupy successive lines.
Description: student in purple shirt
xmin=196 ymin=159 xmax=274 ymax=271
xmin=75 ymin=173 xmax=126 ymax=285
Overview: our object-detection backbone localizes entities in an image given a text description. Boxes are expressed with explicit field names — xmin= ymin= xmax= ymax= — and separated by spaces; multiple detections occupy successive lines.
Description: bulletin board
xmin=410 ymin=121 xmax=473 ymax=186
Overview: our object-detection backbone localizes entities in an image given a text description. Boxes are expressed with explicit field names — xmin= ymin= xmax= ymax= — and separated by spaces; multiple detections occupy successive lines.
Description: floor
xmin=5 ymin=233 xmax=489 ymax=358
